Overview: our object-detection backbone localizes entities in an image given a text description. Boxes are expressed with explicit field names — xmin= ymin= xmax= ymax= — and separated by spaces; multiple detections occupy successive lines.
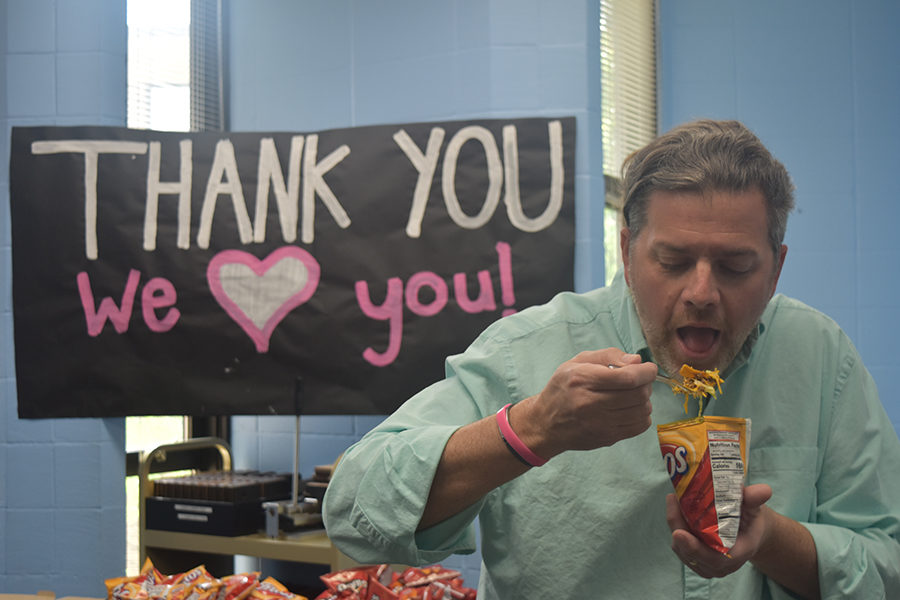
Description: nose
xmin=682 ymin=261 xmax=719 ymax=308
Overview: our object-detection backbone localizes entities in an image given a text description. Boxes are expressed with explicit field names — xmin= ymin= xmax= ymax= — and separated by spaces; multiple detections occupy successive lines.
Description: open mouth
xmin=677 ymin=326 xmax=720 ymax=356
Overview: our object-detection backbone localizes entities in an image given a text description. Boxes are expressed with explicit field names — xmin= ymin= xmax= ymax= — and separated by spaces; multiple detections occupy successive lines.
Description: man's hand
xmin=418 ymin=348 xmax=656 ymax=530
xmin=511 ymin=349 xmax=658 ymax=459
xmin=666 ymin=483 xmax=821 ymax=599
xmin=667 ymin=483 xmax=773 ymax=578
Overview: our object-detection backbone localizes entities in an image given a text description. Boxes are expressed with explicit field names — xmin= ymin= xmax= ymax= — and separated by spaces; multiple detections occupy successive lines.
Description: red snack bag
xmin=428 ymin=581 xmax=474 ymax=600
xmin=422 ymin=584 xmax=451 ymax=600
xmin=446 ymin=579 xmax=472 ymax=595
xmin=364 ymin=578 xmax=399 ymax=600
xmin=219 ymin=572 xmax=261 ymax=600
xmin=398 ymin=566 xmax=460 ymax=588
xmin=388 ymin=572 xmax=404 ymax=592
xmin=658 ymin=416 xmax=751 ymax=555
xmin=320 ymin=565 xmax=388 ymax=597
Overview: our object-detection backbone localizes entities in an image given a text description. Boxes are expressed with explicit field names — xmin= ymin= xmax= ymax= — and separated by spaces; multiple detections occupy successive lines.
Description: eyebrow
xmin=651 ymin=242 xmax=760 ymax=259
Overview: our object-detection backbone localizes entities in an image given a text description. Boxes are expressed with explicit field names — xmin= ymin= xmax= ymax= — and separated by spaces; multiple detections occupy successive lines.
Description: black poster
xmin=10 ymin=117 xmax=575 ymax=417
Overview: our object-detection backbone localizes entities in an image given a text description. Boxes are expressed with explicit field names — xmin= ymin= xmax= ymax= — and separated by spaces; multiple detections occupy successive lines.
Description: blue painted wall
xmin=658 ymin=0 xmax=900 ymax=433
xmin=2 ymin=0 xmax=898 ymax=595
xmin=1 ymin=0 xmax=127 ymax=595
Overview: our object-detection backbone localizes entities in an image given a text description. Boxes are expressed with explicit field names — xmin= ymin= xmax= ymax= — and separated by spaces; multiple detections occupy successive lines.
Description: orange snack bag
xmin=106 ymin=557 xmax=166 ymax=600
xmin=187 ymin=578 xmax=223 ymax=600
xmin=657 ymin=415 xmax=751 ymax=555
xmin=251 ymin=577 xmax=308 ymax=600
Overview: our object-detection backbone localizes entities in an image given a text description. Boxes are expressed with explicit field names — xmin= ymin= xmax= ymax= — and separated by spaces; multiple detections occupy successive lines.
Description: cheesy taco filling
xmin=670 ymin=364 xmax=724 ymax=416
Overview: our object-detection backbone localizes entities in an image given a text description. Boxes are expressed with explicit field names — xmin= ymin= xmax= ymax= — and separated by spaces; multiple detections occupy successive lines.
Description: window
xmin=127 ymin=0 xmax=191 ymax=131
xmin=600 ymin=0 xmax=657 ymax=284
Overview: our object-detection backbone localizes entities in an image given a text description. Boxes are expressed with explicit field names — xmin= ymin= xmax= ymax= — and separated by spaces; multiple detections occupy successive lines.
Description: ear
xmin=620 ymin=227 xmax=632 ymax=286
xmin=770 ymin=244 xmax=788 ymax=295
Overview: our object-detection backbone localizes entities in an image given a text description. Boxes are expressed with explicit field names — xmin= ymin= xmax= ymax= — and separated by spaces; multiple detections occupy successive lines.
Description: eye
xmin=718 ymin=260 xmax=754 ymax=276
xmin=659 ymin=260 xmax=689 ymax=273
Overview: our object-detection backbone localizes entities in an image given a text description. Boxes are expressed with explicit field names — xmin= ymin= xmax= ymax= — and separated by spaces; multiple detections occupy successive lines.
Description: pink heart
xmin=207 ymin=246 xmax=321 ymax=352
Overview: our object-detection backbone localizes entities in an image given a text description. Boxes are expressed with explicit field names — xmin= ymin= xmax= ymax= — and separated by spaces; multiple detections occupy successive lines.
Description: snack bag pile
xmin=106 ymin=558 xmax=307 ymax=600
xmin=656 ymin=364 xmax=751 ymax=555
xmin=315 ymin=564 xmax=476 ymax=600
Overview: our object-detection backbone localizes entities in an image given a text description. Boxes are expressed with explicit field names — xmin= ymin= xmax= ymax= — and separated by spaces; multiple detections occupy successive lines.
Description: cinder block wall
xmin=1 ymin=0 xmax=127 ymax=596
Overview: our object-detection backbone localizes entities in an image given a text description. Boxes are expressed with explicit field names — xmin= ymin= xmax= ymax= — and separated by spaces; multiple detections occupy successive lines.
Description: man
xmin=323 ymin=120 xmax=900 ymax=599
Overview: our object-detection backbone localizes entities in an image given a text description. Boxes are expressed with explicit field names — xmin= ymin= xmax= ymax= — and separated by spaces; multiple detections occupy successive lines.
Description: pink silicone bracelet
xmin=496 ymin=403 xmax=548 ymax=467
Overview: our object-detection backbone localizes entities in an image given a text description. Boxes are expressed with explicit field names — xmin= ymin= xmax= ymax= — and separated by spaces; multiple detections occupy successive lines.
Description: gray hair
xmin=621 ymin=119 xmax=795 ymax=255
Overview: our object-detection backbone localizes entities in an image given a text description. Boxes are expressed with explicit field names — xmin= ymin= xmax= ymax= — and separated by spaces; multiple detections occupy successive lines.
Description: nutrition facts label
xmin=708 ymin=430 xmax=744 ymax=548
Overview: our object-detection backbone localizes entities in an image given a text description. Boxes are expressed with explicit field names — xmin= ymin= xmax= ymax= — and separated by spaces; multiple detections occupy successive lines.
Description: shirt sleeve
xmin=323 ymin=335 xmax=511 ymax=566
xmin=322 ymin=420 xmax=482 ymax=566
xmin=805 ymin=344 xmax=900 ymax=598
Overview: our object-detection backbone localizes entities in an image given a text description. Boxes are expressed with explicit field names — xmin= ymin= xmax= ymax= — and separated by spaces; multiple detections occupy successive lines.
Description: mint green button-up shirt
xmin=323 ymin=274 xmax=900 ymax=599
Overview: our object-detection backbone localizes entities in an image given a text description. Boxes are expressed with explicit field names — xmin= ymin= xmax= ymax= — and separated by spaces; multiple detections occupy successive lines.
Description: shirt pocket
xmin=747 ymin=446 xmax=818 ymax=521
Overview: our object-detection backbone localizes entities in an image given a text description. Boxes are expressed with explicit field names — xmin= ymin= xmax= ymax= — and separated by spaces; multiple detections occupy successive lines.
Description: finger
xmin=571 ymin=349 xmax=642 ymax=367
xmin=669 ymin=504 xmax=716 ymax=559
xmin=556 ymin=363 xmax=655 ymax=398
xmin=593 ymin=363 xmax=658 ymax=391
xmin=742 ymin=483 xmax=772 ymax=509
xmin=668 ymin=496 xmax=734 ymax=576
xmin=671 ymin=529 xmax=711 ymax=573
xmin=665 ymin=493 xmax=688 ymax=531
xmin=672 ymin=529 xmax=741 ymax=577
xmin=608 ymin=351 xmax=644 ymax=367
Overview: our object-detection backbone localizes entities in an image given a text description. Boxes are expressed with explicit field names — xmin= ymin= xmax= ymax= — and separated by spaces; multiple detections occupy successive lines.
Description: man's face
xmin=620 ymin=188 xmax=787 ymax=376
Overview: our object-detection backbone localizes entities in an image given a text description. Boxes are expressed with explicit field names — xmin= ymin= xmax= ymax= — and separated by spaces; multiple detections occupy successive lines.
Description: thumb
xmin=743 ymin=483 xmax=773 ymax=509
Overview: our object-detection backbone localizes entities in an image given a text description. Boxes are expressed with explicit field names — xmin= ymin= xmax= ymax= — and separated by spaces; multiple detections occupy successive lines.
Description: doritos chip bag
xmin=657 ymin=416 xmax=751 ymax=555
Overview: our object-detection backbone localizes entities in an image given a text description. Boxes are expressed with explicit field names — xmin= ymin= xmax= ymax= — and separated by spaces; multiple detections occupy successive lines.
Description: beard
xmin=629 ymin=288 xmax=759 ymax=378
